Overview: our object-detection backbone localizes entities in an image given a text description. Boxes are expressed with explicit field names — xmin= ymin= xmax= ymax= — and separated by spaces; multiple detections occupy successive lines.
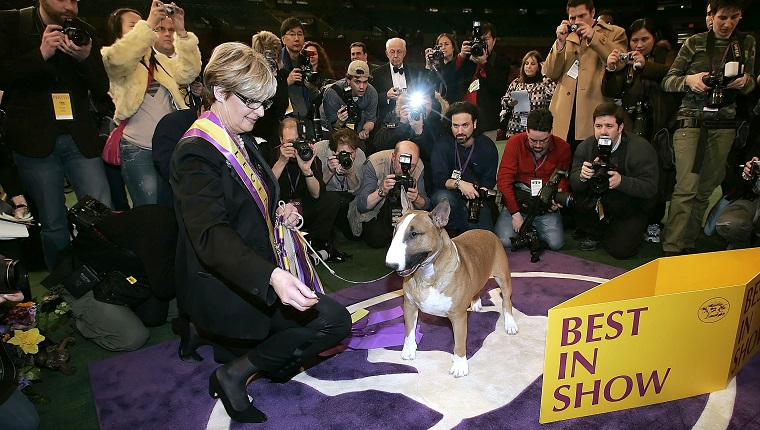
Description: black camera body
xmin=567 ymin=23 xmax=579 ymax=33
xmin=702 ymin=73 xmax=726 ymax=108
xmin=337 ymin=151 xmax=353 ymax=169
xmin=470 ymin=21 xmax=486 ymax=57
xmin=538 ymin=169 xmax=574 ymax=209
xmin=589 ymin=136 xmax=616 ymax=193
xmin=343 ymin=86 xmax=362 ymax=125
xmin=298 ymin=50 xmax=320 ymax=85
xmin=429 ymin=45 xmax=444 ymax=69
xmin=69 ymin=195 xmax=113 ymax=230
xmin=62 ymin=19 xmax=90 ymax=47
xmin=749 ymin=161 xmax=760 ymax=179
xmin=0 ymin=256 xmax=29 ymax=295
xmin=294 ymin=139 xmax=314 ymax=161
xmin=393 ymin=153 xmax=415 ymax=192
xmin=467 ymin=187 xmax=499 ymax=223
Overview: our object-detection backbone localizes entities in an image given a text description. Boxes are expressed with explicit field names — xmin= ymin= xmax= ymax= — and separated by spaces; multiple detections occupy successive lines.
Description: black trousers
xmin=572 ymin=191 xmax=651 ymax=259
xmin=361 ymin=203 xmax=395 ymax=249
xmin=300 ymin=191 xmax=340 ymax=243
xmin=246 ymin=294 xmax=351 ymax=379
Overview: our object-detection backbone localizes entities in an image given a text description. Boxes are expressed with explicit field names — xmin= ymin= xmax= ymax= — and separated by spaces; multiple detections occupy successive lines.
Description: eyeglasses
xmin=527 ymin=136 xmax=550 ymax=145
xmin=233 ymin=93 xmax=273 ymax=110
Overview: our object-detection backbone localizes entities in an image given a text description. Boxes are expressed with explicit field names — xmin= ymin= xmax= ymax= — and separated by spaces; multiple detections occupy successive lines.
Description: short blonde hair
xmin=251 ymin=30 xmax=282 ymax=56
xmin=203 ymin=42 xmax=277 ymax=106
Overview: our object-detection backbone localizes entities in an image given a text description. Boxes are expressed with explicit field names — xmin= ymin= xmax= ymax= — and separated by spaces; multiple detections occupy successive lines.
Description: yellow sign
xmin=51 ymin=93 xmax=74 ymax=120
xmin=540 ymin=248 xmax=760 ymax=423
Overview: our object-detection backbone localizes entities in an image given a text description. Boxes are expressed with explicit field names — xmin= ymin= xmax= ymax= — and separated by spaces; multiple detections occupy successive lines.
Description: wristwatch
xmin=377 ymin=189 xmax=386 ymax=198
xmin=454 ymin=179 xmax=460 ymax=189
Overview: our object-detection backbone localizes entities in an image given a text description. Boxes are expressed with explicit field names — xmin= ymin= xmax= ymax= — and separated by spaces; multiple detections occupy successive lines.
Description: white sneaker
xmin=644 ymin=224 xmax=661 ymax=243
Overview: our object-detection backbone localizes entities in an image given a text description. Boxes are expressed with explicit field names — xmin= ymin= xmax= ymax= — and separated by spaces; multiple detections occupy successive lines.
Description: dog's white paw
xmin=449 ymin=355 xmax=469 ymax=377
xmin=401 ymin=334 xmax=417 ymax=360
xmin=503 ymin=311 xmax=519 ymax=335
xmin=470 ymin=297 xmax=482 ymax=312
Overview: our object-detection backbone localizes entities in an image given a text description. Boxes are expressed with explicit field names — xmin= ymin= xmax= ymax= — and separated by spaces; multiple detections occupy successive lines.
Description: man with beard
xmin=0 ymin=0 xmax=112 ymax=270
xmin=495 ymin=109 xmax=571 ymax=250
xmin=430 ymin=101 xmax=499 ymax=235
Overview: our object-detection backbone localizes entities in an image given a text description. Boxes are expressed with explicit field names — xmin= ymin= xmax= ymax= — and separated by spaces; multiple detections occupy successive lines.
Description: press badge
xmin=519 ymin=113 xmax=529 ymax=127
xmin=566 ymin=60 xmax=579 ymax=80
xmin=468 ymin=79 xmax=480 ymax=93
xmin=52 ymin=93 xmax=74 ymax=120
xmin=530 ymin=179 xmax=542 ymax=196
xmin=451 ymin=170 xmax=462 ymax=180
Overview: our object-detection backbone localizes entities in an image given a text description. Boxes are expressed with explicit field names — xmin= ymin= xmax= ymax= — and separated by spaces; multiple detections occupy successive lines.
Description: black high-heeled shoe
xmin=208 ymin=369 xmax=267 ymax=423
xmin=171 ymin=317 xmax=204 ymax=362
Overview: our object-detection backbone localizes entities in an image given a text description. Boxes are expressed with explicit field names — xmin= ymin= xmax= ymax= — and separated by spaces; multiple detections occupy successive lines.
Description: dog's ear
xmin=430 ymin=198 xmax=450 ymax=227
xmin=400 ymin=188 xmax=412 ymax=214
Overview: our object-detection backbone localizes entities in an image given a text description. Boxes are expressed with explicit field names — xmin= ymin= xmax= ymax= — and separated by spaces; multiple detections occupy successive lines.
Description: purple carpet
xmin=89 ymin=251 xmax=760 ymax=429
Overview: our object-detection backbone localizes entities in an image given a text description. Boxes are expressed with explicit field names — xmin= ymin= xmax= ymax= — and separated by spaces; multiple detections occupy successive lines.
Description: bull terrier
xmin=385 ymin=197 xmax=518 ymax=377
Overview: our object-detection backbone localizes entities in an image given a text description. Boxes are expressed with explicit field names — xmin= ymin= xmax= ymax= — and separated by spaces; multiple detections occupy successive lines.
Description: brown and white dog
xmin=385 ymin=197 xmax=518 ymax=377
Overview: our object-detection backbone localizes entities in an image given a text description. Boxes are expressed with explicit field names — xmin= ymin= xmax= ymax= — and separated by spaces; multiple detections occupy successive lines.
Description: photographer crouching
xmin=431 ymin=101 xmax=500 ymax=235
xmin=495 ymin=109 xmax=572 ymax=251
xmin=570 ymin=103 xmax=659 ymax=259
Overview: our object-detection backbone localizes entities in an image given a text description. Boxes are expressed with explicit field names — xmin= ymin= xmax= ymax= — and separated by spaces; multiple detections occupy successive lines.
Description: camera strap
xmin=454 ymin=139 xmax=478 ymax=183
xmin=706 ymin=31 xmax=744 ymax=76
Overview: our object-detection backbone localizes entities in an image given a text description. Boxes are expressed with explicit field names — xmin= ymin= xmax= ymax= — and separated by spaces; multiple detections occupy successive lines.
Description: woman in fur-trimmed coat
xmin=101 ymin=1 xmax=201 ymax=207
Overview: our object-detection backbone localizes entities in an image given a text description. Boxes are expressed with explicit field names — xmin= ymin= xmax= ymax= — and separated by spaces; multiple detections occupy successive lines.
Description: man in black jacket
xmin=456 ymin=21 xmax=510 ymax=142
xmin=371 ymin=38 xmax=422 ymax=125
xmin=0 ymin=0 xmax=112 ymax=269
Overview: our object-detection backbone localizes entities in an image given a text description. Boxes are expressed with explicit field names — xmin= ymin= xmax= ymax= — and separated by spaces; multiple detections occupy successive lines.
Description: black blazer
xmin=371 ymin=62 xmax=422 ymax=125
xmin=457 ymin=51 xmax=511 ymax=132
xmin=0 ymin=7 xmax=110 ymax=158
xmin=171 ymin=133 xmax=282 ymax=340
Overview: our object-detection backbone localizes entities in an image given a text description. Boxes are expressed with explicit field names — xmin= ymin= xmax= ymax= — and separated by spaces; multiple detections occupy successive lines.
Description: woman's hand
xmin=270 ymin=268 xmax=318 ymax=311
xmin=147 ymin=0 xmax=168 ymax=29
xmin=10 ymin=195 xmax=30 ymax=220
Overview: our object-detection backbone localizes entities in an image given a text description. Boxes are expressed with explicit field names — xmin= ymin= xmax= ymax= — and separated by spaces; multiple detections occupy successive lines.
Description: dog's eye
xmin=410 ymin=231 xmax=419 ymax=238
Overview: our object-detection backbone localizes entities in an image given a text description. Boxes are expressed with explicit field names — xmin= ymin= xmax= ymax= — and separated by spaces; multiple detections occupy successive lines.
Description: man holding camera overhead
xmin=0 ymin=0 xmax=112 ymax=270
xmin=661 ymin=0 xmax=756 ymax=257
xmin=456 ymin=21 xmax=510 ymax=142
xmin=431 ymin=101 xmax=499 ymax=235
xmin=545 ymin=0 xmax=627 ymax=150
xmin=348 ymin=140 xmax=429 ymax=248
xmin=271 ymin=118 xmax=349 ymax=263
xmin=320 ymin=60 xmax=378 ymax=147
xmin=570 ymin=102 xmax=658 ymax=259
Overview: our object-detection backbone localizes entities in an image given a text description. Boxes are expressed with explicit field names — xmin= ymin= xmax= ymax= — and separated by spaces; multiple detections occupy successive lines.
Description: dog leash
xmin=281 ymin=205 xmax=395 ymax=285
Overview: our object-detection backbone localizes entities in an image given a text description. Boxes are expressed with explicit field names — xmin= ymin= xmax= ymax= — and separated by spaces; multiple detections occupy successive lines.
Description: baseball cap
xmin=347 ymin=60 xmax=370 ymax=77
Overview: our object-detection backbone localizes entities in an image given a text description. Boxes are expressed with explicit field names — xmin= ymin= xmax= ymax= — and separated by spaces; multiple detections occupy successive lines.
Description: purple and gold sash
xmin=182 ymin=111 xmax=323 ymax=293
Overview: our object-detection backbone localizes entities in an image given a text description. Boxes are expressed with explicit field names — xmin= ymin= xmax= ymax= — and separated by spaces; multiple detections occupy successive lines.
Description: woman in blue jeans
xmin=101 ymin=1 xmax=201 ymax=206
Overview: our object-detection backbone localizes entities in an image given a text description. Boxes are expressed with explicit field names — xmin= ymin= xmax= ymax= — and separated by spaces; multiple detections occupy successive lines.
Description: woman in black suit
xmin=170 ymin=42 xmax=351 ymax=424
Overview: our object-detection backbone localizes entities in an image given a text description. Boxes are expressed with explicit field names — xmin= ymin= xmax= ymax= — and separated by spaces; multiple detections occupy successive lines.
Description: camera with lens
xmin=618 ymin=52 xmax=630 ymax=63
xmin=702 ymin=73 xmax=725 ymax=108
xmin=293 ymin=121 xmax=314 ymax=162
xmin=567 ymin=23 xmax=579 ymax=33
xmin=62 ymin=19 xmax=90 ymax=47
xmin=538 ymin=169 xmax=574 ymax=209
xmin=627 ymin=101 xmax=651 ymax=136
xmin=407 ymin=91 xmax=426 ymax=122
xmin=589 ymin=135 xmax=617 ymax=194
xmin=342 ymin=86 xmax=362 ymax=125
xmin=428 ymin=45 xmax=444 ymax=69
xmin=470 ymin=21 xmax=486 ymax=57
xmin=393 ymin=153 xmax=415 ymax=192
xmin=749 ymin=161 xmax=760 ymax=179
xmin=298 ymin=50 xmax=320 ymax=85
xmin=337 ymin=151 xmax=353 ymax=170
xmin=467 ymin=186 xmax=500 ymax=223
xmin=163 ymin=3 xmax=175 ymax=15
xmin=0 ymin=256 xmax=29 ymax=295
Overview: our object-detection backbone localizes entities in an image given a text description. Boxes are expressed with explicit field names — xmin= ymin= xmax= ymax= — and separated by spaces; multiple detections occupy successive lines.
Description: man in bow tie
xmin=372 ymin=37 xmax=421 ymax=127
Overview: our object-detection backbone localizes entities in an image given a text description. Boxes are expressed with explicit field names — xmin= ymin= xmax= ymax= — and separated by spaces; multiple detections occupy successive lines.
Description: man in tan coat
xmin=545 ymin=0 xmax=627 ymax=150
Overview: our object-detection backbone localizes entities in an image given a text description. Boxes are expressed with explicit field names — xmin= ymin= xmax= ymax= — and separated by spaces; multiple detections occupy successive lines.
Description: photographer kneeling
xmin=431 ymin=101 xmax=499 ymax=235
xmin=495 ymin=109 xmax=571 ymax=251
xmin=348 ymin=140 xmax=429 ymax=248
xmin=570 ymin=103 xmax=659 ymax=259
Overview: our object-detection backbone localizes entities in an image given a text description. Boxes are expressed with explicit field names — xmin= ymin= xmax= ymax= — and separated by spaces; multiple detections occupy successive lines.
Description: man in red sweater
xmin=495 ymin=109 xmax=572 ymax=250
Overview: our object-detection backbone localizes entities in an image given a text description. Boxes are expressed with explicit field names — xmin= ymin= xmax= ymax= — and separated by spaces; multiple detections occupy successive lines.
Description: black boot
xmin=171 ymin=317 xmax=204 ymax=363
xmin=208 ymin=356 xmax=267 ymax=423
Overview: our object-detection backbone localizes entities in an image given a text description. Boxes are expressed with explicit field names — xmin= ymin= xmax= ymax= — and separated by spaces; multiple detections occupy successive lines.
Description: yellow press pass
xmin=126 ymin=276 xmax=137 ymax=285
xmin=51 ymin=93 xmax=74 ymax=120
